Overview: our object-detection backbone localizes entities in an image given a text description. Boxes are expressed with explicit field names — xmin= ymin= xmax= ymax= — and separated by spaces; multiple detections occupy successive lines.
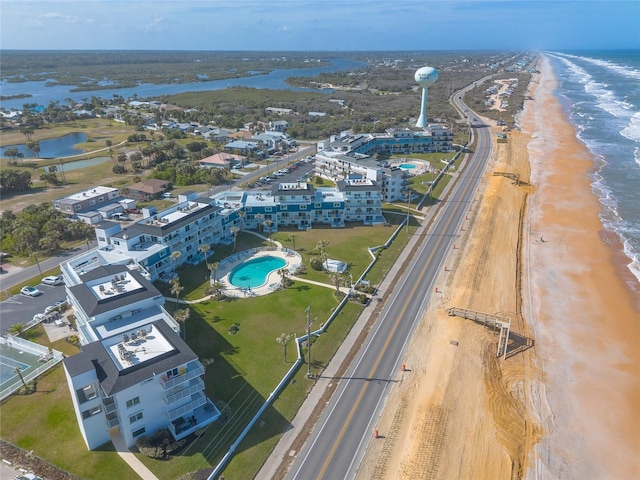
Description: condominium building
xmin=64 ymin=319 xmax=220 ymax=450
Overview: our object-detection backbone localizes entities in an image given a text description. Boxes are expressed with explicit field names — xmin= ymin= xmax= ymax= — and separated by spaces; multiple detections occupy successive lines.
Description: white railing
xmin=162 ymin=361 xmax=204 ymax=390
xmin=165 ymin=378 xmax=205 ymax=405
xmin=167 ymin=391 xmax=207 ymax=420
xmin=0 ymin=337 xmax=65 ymax=401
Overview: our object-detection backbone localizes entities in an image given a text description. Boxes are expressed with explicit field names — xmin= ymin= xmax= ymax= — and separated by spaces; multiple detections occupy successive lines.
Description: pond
xmin=1 ymin=132 xmax=87 ymax=159
xmin=46 ymin=156 xmax=111 ymax=172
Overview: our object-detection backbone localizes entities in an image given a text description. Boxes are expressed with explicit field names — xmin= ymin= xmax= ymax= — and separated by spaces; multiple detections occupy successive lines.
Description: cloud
xmin=41 ymin=12 xmax=82 ymax=23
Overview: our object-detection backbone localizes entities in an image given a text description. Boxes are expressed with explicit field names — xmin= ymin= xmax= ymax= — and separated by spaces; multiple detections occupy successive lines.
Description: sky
xmin=1 ymin=0 xmax=638 ymax=51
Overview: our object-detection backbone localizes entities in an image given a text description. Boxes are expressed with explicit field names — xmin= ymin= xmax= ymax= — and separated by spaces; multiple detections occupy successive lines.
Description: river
xmin=0 ymin=57 xmax=365 ymax=111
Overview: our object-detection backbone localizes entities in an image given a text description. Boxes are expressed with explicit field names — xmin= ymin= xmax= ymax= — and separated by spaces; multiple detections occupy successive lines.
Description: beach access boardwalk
xmin=447 ymin=306 xmax=511 ymax=358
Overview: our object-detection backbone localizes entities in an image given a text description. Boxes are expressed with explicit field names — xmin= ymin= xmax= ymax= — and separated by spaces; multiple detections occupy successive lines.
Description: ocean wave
xmin=620 ymin=111 xmax=640 ymax=144
xmin=551 ymin=51 xmax=640 ymax=81
xmin=550 ymin=53 xmax=635 ymax=121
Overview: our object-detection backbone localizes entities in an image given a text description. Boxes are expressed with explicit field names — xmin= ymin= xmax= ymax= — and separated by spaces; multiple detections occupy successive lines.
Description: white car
xmin=33 ymin=313 xmax=46 ymax=322
xmin=42 ymin=275 xmax=63 ymax=286
xmin=21 ymin=286 xmax=43 ymax=297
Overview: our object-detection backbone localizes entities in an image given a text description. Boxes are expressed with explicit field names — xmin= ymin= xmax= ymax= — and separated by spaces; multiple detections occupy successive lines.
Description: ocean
xmin=546 ymin=50 xmax=640 ymax=284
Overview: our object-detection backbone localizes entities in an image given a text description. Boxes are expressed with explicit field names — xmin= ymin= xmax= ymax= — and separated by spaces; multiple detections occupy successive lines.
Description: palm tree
xmin=330 ymin=273 xmax=342 ymax=295
xmin=279 ymin=268 xmax=287 ymax=289
xmin=212 ymin=280 xmax=226 ymax=300
xmin=209 ymin=261 xmax=219 ymax=282
xmin=288 ymin=233 xmax=297 ymax=250
xmin=316 ymin=240 xmax=329 ymax=270
xmin=276 ymin=333 xmax=291 ymax=362
xmin=230 ymin=226 xmax=240 ymax=253
xmin=263 ymin=219 xmax=274 ymax=243
xmin=256 ymin=213 xmax=264 ymax=232
xmin=238 ymin=210 xmax=246 ymax=230
xmin=7 ymin=322 xmax=25 ymax=337
xmin=170 ymin=250 xmax=182 ymax=273
xmin=170 ymin=277 xmax=183 ymax=306
xmin=198 ymin=244 xmax=210 ymax=269
xmin=174 ymin=308 xmax=190 ymax=340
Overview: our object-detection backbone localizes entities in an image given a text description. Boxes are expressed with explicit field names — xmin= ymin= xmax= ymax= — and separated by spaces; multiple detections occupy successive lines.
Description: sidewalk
xmin=256 ymin=203 xmax=441 ymax=479
xmin=110 ymin=431 xmax=159 ymax=480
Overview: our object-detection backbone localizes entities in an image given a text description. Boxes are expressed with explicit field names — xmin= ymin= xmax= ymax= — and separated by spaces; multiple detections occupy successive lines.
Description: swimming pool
xmin=399 ymin=163 xmax=416 ymax=169
xmin=228 ymin=255 xmax=287 ymax=289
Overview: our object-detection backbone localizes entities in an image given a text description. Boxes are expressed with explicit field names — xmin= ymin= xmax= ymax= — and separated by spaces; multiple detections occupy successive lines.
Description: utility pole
xmin=32 ymin=253 xmax=43 ymax=280
xmin=406 ymin=188 xmax=412 ymax=233
xmin=305 ymin=305 xmax=317 ymax=378
xmin=15 ymin=366 xmax=28 ymax=393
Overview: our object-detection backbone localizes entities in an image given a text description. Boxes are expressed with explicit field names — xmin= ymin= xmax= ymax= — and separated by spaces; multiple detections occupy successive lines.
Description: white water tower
xmin=415 ymin=66 xmax=438 ymax=128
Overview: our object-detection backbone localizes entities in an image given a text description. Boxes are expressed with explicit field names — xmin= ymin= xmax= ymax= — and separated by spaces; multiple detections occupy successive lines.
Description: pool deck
xmin=217 ymin=247 xmax=302 ymax=298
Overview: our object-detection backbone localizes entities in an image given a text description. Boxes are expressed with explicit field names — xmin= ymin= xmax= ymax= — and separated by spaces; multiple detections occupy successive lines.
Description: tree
xmin=170 ymin=277 xmax=183 ymax=307
xmin=174 ymin=308 xmax=190 ymax=340
xmin=276 ymin=333 xmax=291 ymax=363
xmin=7 ymin=322 xmax=25 ymax=337
xmin=256 ymin=213 xmax=263 ymax=232
xmin=316 ymin=240 xmax=329 ymax=270
xmin=209 ymin=261 xmax=219 ymax=283
xmin=263 ymin=219 xmax=274 ymax=243
xmin=279 ymin=268 xmax=288 ymax=289
xmin=170 ymin=250 xmax=182 ymax=272
xmin=198 ymin=244 xmax=210 ymax=270
xmin=26 ymin=140 xmax=40 ymax=158
xmin=230 ymin=226 xmax=240 ymax=253
xmin=330 ymin=273 xmax=342 ymax=295
xmin=288 ymin=233 xmax=297 ymax=250
xmin=212 ymin=280 xmax=226 ymax=300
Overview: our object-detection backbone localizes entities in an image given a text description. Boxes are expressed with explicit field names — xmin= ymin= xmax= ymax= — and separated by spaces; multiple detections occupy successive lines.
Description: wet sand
xmin=356 ymin=54 xmax=640 ymax=480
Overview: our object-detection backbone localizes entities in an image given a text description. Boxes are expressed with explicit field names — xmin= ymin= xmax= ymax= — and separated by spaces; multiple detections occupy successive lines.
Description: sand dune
xmin=357 ymin=54 xmax=639 ymax=480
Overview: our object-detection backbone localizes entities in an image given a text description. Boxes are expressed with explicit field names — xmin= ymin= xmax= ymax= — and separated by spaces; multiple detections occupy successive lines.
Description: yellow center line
xmin=315 ymin=173 xmax=476 ymax=479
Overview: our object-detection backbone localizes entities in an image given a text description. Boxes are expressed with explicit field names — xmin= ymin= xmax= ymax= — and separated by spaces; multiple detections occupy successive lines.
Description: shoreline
xmin=524 ymin=54 xmax=640 ymax=479
xmin=354 ymin=51 xmax=639 ymax=480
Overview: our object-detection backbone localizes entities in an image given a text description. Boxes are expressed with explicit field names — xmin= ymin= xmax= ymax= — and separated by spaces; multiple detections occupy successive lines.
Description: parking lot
xmin=0 ymin=281 xmax=67 ymax=335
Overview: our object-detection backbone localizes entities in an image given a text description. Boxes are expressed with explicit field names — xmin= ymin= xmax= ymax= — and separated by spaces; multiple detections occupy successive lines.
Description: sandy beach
xmin=356 ymin=54 xmax=640 ymax=480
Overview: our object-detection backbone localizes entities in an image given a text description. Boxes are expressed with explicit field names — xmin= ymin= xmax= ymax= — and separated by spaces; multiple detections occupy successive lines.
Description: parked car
xmin=33 ymin=313 xmax=46 ymax=322
xmin=42 ymin=275 xmax=63 ymax=286
xmin=44 ymin=305 xmax=58 ymax=315
xmin=21 ymin=286 xmax=42 ymax=297
xmin=162 ymin=192 xmax=174 ymax=198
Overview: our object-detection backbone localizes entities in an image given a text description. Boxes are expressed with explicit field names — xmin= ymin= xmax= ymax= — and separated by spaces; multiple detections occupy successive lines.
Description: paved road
xmin=286 ymin=123 xmax=492 ymax=479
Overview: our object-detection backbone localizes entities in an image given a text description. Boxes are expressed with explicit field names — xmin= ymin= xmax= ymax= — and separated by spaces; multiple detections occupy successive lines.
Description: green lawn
xmin=0 ymin=327 xmax=137 ymax=479
xmin=0 ymin=195 xmax=429 ymax=479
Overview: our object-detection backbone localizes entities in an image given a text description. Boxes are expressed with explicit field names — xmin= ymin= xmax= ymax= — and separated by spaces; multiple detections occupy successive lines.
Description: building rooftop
xmin=57 ymin=186 xmax=118 ymax=203
xmin=68 ymin=265 xmax=161 ymax=317
xmin=104 ymin=322 xmax=175 ymax=371
xmin=64 ymin=320 xmax=197 ymax=396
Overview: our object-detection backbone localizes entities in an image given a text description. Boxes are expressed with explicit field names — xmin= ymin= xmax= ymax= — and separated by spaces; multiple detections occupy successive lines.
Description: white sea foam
xmin=550 ymin=53 xmax=634 ymax=121
xmin=553 ymin=51 xmax=640 ymax=81
xmin=620 ymin=111 xmax=640 ymax=144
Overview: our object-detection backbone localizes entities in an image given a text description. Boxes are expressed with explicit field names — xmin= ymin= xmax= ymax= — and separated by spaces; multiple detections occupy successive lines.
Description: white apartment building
xmin=64 ymin=319 xmax=220 ymax=450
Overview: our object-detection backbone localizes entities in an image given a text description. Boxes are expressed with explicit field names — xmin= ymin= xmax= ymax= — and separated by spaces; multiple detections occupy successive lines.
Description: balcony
xmin=106 ymin=411 xmax=120 ymax=428
xmin=167 ymin=391 xmax=207 ymax=421
xmin=162 ymin=360 xmax=205 ymax=390
xmin=164 ymin=378 xmax=205 ymax=405
xmin=167 ymin=399 xmax=221 ymax=440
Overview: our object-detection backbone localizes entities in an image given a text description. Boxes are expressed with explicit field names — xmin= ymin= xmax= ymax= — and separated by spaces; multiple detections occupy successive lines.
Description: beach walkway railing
xmin=447 ymin=307 xmax=511 ymax=359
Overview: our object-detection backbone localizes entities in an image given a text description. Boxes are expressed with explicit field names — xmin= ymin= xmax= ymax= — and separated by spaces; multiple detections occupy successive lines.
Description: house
xmin=199 ymin=152 xmax=245 ymax=169
xmin=224 ymin=140 xmax=262 ymax=157
xmin=126 ymin=179 xmax=172 ymax=201
xmin=265 ymin=107 xmax=293 ymax=115
xmin=268 ymin=120 xmax=289 ymax=132
xmin=53 ymin=186 xmax=121 ymax=218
